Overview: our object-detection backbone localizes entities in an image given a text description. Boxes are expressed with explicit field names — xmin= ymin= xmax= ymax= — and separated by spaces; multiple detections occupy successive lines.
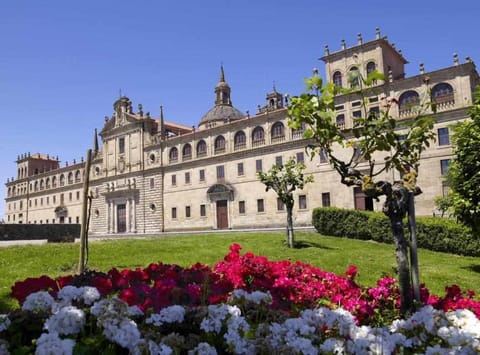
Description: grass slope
xmin=1 ymin=231 xmax=479 ymax=312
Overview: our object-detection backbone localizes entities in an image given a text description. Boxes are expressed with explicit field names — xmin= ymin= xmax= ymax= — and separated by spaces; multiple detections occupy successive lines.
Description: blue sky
xmin=1 ymin=1 xmax=479 ymax=219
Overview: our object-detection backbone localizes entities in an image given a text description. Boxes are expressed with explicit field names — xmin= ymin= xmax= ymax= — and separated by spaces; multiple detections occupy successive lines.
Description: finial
xmin=93 ymin=128 xmax=99 ymax=154
xmin=388 ymin=69 xmax=393 ymax=83
xmin=56 ymin=155 xmax=58 ymax=161
xmin=391 ymin=42 xmax=395 ymax=49
xmin=284 ymin=93 xmax=289 ymax=106
xmin=398 ymin=49 xmax=402 ymax=55
xmin=341 ymin=39 xmax=346 ymax=50
xmin=375 ymin=27 xmax=381 ymax=39
xmin=272 ymin=81 xmax=277 ymax=93
xmin=453 ymin=53 xmax=459 ymax=66
xmin=138 ymin=104 xmax=143 ymax=117
xmin=419 ymin=63 xmax=425 ymax=74
xmin=104 ymin=115 xmax=109 ymax=122
xmin=313 ymin=68 xmax=319 ymax=76
xmin=357 ymin=33 xmax=363 ymax=45
xmin=466 ymin=56 xmax=472 ymax=63
xmin=73 ymin=159 xmax=76 ymax=164
xmin=246 ymin=110 xmax=250 ymax=118
xmin=81 ymin=157 xmax=84 ymax=162
xmin=119 ymin=88 xmax=122 ymax=98
xmin=324 ymin=44 xmax=330 ymax=56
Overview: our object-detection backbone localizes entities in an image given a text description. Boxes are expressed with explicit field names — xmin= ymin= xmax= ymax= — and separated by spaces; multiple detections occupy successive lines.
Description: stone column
xmin=133 ymin=198 xmax=137 ymax=233
xmin=126 ymin=198 xmax=131 ymax=233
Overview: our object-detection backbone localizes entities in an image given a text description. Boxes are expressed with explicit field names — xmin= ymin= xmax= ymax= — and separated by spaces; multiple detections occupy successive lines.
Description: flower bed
xmin=1 ymin=244 xmax=479 ymax=353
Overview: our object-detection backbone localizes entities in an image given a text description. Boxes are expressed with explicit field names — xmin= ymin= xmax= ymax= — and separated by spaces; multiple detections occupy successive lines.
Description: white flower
xmin=319 ymin=337 xmax=345 ymax=354
xmin=187 ymin=342 xmax=218 ymax=355
xmin=200 ymin=304 xmax=240 ymax=334
xmin=424 ymin=344 xmax=452 ymax=355
xmin=102 ymin=317 xmax=142 ymax=350
xmin=35 ymin=332 xmax=75 ymax=355
xmin=0 ymin=339 xmax=10 ymax=355
xmin=91 ymin=297 xmax=129 ymax=318
xmin=22 ymin=291 xmax=55 ymax=313
xmin=146 ymin=305 xmax=185 ymax=326
xmin=80 ymin=287 xmax=101 ymax=305
xmin=44 ymin=306 xmax=85 ymax=335
xmin=57 ymin=286 xmax=82 ymax=305
xmin=0 ymin=314 xmax=11 ymax=332
xmin=148 ymin=340 xmax=173 ymax=355
xmin=230 ymin=290 xmax=272 ymax=305
xmin=224 ymin=313 xmax=253 ymax=354
xmin=128 ymin=305 xmax=144 ymax=317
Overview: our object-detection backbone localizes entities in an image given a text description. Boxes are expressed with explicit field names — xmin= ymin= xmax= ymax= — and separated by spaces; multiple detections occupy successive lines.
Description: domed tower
xmin=198 ymin=66 xmax=244 ymax=130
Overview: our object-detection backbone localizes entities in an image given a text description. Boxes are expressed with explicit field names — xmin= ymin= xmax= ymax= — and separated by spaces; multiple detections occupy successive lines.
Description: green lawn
xmin=1 ymin=231 xmax=479 ymax=312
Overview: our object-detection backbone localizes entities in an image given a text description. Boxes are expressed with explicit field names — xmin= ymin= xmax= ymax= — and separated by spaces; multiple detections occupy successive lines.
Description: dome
xmin=199 ymin=105 xmax=244 ymax=128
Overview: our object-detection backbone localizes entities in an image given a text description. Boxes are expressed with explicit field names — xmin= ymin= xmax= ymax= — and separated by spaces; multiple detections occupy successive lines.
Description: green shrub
xmin=312 ymin=207 xmax=480 ymax=256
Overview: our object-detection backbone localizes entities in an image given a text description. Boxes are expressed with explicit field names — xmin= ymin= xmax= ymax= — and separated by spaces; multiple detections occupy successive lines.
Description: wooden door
xmin=117 ymin=204 xmax=127 ymax=233
xmin=216 ymin=200 xmax=228 ymax=229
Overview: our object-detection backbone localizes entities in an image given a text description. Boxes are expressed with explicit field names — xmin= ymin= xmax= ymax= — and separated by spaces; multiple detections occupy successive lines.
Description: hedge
xmin=312 ymin=207 xmax=480 ymax=257
xmin=0 ymin=224 xmax=80 ymax=243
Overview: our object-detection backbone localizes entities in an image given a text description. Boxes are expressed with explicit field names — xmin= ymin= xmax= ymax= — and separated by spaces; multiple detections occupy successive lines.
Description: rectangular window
xmin=52 ymin=218 xmax=55 ymax=224
xmin=69 ymin=192 xmax=72 ymax=201
xmin=319 ymin=149 xmax=328 ymax=164
xmin=322 ymin=192 xmax=331 ymax=207
xmin=40 ymin=198 xmax=43 ymax=206
xmin=440 ymin=159 xmax=450 ymax=175
xmin=185 ymin=206 xmax=191 ymax=218
xmin=119 ymin=137 xmax=125 ymax=154
xmin=76 ymin=216 xmax=79 ymax=224
xmin=171 ymin=207 xmax=177 ymax=219
xmin=150 ymin=178 xmax=155 ymax=189
xmin=239 ymin=201 xmax=245 ymax=214
xmin=216 ymin=165 xmax=225 ymax=180
xmin=237 ymin=162 xmax=244 ymax=176
xmin=369 ymin=106 xmax=380 ymax=118
xmin=46 ymin=197 xmax=49 ymax=205
xmin=200 ymin=204 xmax=206 ymax=217
xmin=352 ymin=101 xmax=361 ymax=107
xmin=68 ymin=217 xmax=72 ymax=224
xmin=257 ymin=199 xmax=264 ymax=213
xmin=53 ymin=195 xmax=56 ymax=204
xmin=185 ymin=172 xmax=191 ymax=184
xmin=35 ymin=199 xmax=37 ymax=206
xmin=60 ymin=193 xmax=64 ymax=204
xmin=255 ymin=159 xmax=263 ymax=173
xmin=277 ymin=198 xmax=285 ymax=211
xmin=438 ymin=127 xmax=450 ymax=146
xmin=199 ymin=169 xmax=205 ymax=182
xmin=275 ymin=156 xmax=283 ymax=167
xmin=29 ymin=200 xmax=32 ymax=207
xmin=353 ymin=110 xmax=362 ymax=118
xmin=76 ymin=191 xmax=80 ymax=200
xmin=296 ymin=152 xmax=304 ymax=163
xmin=299 ymin=195 xmax=307 ymax=209
xmin=171 ymin=174 xmax=177 ymax=186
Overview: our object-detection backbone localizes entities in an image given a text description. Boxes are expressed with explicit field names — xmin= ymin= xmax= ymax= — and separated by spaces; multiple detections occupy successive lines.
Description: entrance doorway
xmin=353 ymin=187 xmax=373 ymax=211
xmin=216 ymin=200 xmax=228 ymax=229
xmin=117 ymin=204 xmax=127 ymax=233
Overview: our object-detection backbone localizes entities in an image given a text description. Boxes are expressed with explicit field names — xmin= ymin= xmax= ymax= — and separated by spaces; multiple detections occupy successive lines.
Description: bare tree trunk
xmin=286 ymin=207 xmax=295 ymax=248
xmin=408 ymin=192 xmax=421 ymax=303
xmin=383 ymin=182 xmax=413 ymax=316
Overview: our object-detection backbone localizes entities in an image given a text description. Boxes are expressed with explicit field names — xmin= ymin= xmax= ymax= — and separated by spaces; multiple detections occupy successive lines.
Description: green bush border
xmin=312 ymin=207 xmax=480 ymax=256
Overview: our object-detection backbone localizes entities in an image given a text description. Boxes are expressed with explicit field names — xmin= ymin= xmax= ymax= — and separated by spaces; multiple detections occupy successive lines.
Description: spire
xmin=219 ymin=65 xmax=225 ymax=82
xmin=93 ymin=128 xmax=99 ymax=154
xmin=215 ymin=65 xmax=232 ymax=106
xmin=160 ymin=105 xmax=165 ymax=140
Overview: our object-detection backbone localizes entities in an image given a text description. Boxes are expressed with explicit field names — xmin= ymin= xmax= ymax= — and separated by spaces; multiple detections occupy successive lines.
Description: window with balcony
xmin=214 ymin=135 xmax=226 ymax=154
xmin=182 ymin=144 xmax=192 ymax=161
xmin=169 ymin=147 xmax=178 ymax=162
xmin=252 ymin=126 xmax=265 ymax=146
xmin=271 ymin=122 xmax=285 ymax=141
xmin=234 ymin=130 xmax=246 ymax=150
xmin=333 ymin=71 xmax=342 ymax=87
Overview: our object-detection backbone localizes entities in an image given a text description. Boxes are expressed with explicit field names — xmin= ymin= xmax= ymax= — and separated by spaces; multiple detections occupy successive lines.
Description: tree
xmin=257 ymin=157 xmax=313 ymax=248
xmin=288 ymin=69 xmax=435 ymax=315
xmin=445 ymin=86 xmax=480 ymax=234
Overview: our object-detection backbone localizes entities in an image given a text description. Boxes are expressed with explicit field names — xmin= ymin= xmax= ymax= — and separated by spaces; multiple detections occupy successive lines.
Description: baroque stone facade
xmin=4 ymin=31 xmax=480 ymax=234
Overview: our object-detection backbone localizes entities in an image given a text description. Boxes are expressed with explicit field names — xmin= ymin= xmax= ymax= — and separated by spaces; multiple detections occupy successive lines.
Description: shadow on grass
xmin=295 ymin=241 xmax=334 ymax=250
xmin=461 ymin=264 xmax=480 ymax=274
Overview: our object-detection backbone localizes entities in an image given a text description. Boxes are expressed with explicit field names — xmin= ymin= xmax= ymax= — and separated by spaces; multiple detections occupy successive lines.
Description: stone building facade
xmin=4 ymin=31 xmax=480 ymax=234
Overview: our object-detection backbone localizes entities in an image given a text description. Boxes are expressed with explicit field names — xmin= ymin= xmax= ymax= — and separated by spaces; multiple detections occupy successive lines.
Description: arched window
xmin=40 ymin=179 xmax=44 ymax=190
xmin=68 ymin=172 xmax=73 ymax=184
xmin=349 ymin=66 xmax=360 ymax=88
xmin=52 ymin=176 xmax=57 ymax=188
xmin=197 ymin=140 xmax=207 ymax=157
xmin=182 ymin=143 xmax=192 ymax=160
xmin=214 ymin=135 xmax=226 ymax=153
xmin=431 ymin=83 xmax=454 ymax=104
xmin=399 ymin=90 xmax=420 ymax=113
xmin=7 ymin=187 xmax=11 ymax=197
xmin=333 ymin=71 xmax=343 ymax=87
xmin=366 ymin=62 xmax=376 ymax=75
xmin=169 ymin=147 xmax=178 ymax=162
xmin=336 ymin=114 xmax=346 ymax=129
xmin=252 ymin=126 xmax=265 ymax=146
xmin=12 ymin=187 xmax=16 ymax=196
xmin=45 ymin=178 xmax=50 ymax=189
xmin=60 ymin=174 xmax=65 ymax=186
xmin=34 ymin=181 xmax=39 ymax=191
xmin=75 ymin=170 xmax=81 ymax=183
xmin=234 ymin=130 xmax=246 ymax=150
xmin=271 ymin=122 xmax=285 ymax=141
